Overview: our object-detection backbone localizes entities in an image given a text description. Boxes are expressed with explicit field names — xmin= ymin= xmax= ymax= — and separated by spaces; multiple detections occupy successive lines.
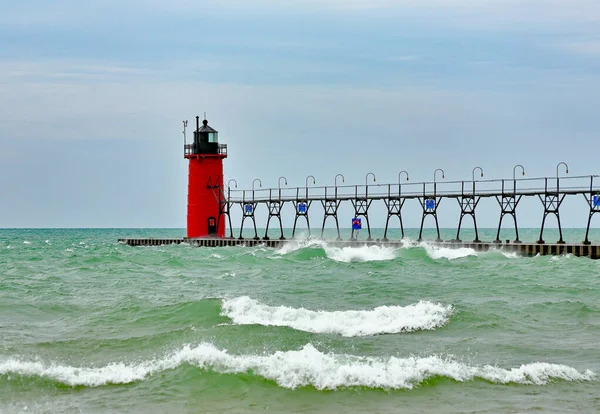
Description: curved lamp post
xmin=556 ymin=161 xmax=569 ymax=193
xmin=513 ymin=164 xmax=525 ymax=181
xmin=365 ymin=172 xmax=376 ymax=198
xmin=434 ymin=169 xmax=445 ymax=195
xmin=472 ymin=166 xmax=483 ymax=194
xmin=556 ymin=161 xmax=569 ymax=178
xmin=398 ymin=170 xmax=409 ymax=183
xmin=227 ymin=179 xmax=238 ymax=200
xmin=335 ymin=173 xmax=345 ymax=198
xmin=305 ymin=175 xmax=316 ymax=199
xmin=278 ymin=176 xmax=287 ymax=198
xmin=252 ymin=178 xmax=262 ymax=202
xmin=513 ymin=164 xmax=525 ymax=193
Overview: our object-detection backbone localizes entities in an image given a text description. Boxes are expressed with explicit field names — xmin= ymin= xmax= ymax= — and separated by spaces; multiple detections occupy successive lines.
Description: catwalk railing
xmin=214 ymin=174 xmax=600 ymax=244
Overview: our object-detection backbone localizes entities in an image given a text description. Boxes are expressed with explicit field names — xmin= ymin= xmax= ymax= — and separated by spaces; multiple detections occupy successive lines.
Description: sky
xmin=1 ymin=0 xmax=600 ymax=231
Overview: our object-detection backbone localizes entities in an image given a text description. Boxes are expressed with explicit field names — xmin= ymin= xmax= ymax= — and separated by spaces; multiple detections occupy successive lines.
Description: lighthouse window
xmin=208 ymin=132 xmax=218 ymax=143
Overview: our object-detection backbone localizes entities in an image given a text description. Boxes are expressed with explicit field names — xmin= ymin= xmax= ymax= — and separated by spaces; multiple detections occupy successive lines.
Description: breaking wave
xmin=220 ymin=296 xmax=452 ymax=336
xmin=1 ymin=344 xmax=595 ymax=389
xmin=277 ymin=239 xmax=397 ymax=262
xmin=422 ymin=243 xmax=477 ymax=260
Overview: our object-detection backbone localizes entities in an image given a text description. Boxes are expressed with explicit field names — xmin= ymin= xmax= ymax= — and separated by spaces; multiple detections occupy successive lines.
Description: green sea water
xmin=1 ymin=228 xmax=599 ymax=413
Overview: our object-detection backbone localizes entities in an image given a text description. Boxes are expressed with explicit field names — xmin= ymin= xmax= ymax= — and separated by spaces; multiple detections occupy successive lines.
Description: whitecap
xmin=276 ymin=239 xmax=328 ymax=255
xmin=23 ymin=241 xmax=31 ymax=245
xmin=0 ymin=344 xmax=595 ymax=389
xmin=325 ymin=244 xmax=397 ymax=262
xmin=422 ymin=243 xmax=477 ymax=260
xmin=501 ymin=251 xmax=519 ymax=258
xmin=221 ymin=296 xmax=452 ymax=336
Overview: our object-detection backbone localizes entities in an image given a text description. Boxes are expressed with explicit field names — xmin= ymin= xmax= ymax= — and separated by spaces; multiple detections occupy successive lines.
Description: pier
xmin=215 ymin=167 xmax=600 ymax=245
xmin=119 ymin=116 xmax=600 ymax=258
xmin=117 ymin=238 xmax=600 ymax=259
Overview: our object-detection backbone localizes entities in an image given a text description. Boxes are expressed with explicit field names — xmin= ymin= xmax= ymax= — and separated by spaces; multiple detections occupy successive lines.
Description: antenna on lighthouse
xmin=182 ymin=120 xmax=188 ymax=147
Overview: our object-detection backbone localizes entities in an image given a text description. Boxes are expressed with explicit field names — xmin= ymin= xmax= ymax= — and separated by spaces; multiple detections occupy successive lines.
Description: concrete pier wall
xmin=117 ymin=237 xmax=600 ymax=259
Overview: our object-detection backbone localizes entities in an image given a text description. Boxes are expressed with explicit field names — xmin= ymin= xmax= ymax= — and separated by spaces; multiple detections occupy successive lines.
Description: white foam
xmin=221 ymin=296 xmax=452 ymax=336
xmin=23 ymin=241 xmax=31 ymax=245
xmin=501 ymin=251 xmax=519 ymax=258
xmin=209 ymin=253 xmax=223 ymax=259
xmin=422 ymin=243 xmax=477 ymax=260
xmin=276 ymin=238 xmax=328 ymax=255
xmin=325 ymin=244 xmax=397 ymax=262
xmin=1 ymin=344 xmax=594 ymax=389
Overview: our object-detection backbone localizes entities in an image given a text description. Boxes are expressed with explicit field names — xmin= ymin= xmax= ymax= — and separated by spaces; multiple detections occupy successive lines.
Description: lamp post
xmin=434 ymin=168 xmax=445 ymax=195
xmin=252 ymin=178 xmax=262 ymax=202
xmin=365 ymin=172 xmax=376 ymax=198
xmin=335 ymin=174 xmax=344 ymax=199
xmin=227 ymin=179 xmax=238 ymax=201
xmin=556 ymin=162 xmax=569 ymax=193
xmin=472 ymin=166 xmax=483 ymax=194
xmin=305 ymin=175 xmax=316 ymax=199
xmin=513 ymin=164 xmax=525 ymax=193
xmin=278 ymin=176 xmax=287 ymax=199
xmin=398 ymin=170 xmax=409 ymax=198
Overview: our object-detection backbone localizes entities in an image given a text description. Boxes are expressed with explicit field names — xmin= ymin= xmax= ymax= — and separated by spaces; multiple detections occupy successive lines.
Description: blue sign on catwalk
xmin=594 ymin=195 xmax=600 ymax=207
xmin=298 ymin=202 xmax=307 ymax=213
xmin=244 ymin=204 xmax=253 ymax=214
xmin=425 ymin=198 xmax=435 ymax=210
xmin=352 ymin=218 xmax=362 ymax=230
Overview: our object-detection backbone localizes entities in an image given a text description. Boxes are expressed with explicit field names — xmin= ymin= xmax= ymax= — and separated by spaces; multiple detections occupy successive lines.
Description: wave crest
xmin=1 ymin=344 xmax=595 ymax=389
xmin=220 ymin=296 xmax=452 ymax=336
xmin=277 ymin=239 xmax=397 ymax=262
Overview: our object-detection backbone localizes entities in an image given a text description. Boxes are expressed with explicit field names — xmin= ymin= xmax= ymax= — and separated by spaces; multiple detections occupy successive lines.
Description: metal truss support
xmin=537 ymin=193 xmax=566 ymax=244
xmin=210 ymin=184 xmax=234 ymax=239
xmin=494 ymin=179 xmax=523 ymax=243
xmin=383 ymin=197 xmax=406 ymax=241
xmin=583 ymin=195 xmax=600 ymax=245
xmin=418 ymin=196 xmax=442 ymax=242
xmin=583 ymin=177 xmax=599 ymax=245
xmin=292 ymin=200 xmax=312 ymax=238
xmin=351 ymin=198 xmax=373 ymax=240
xmin=494 ymin=195 xmax=522 ymax=243
xmin=321 ymin=199 xmax=342 ymax=240
xmin=455 ymin=195 xmax=481 ymax=242
xmin=264 ymin=200 xmax=285 ymax=240
xmin=216 ymin=198 xmax=234 ymax=238
xmin=239 ymin=202 xmax=259 ymax=240
xmin=536 ymin=177 xmax=567 ymax=244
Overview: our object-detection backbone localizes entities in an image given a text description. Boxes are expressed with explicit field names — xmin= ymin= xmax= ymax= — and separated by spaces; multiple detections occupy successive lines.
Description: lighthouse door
xmin=208 ymin=216 xmax=217 ymax=236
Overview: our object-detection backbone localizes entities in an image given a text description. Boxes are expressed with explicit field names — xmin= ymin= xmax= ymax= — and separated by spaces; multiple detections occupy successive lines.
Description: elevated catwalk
xmin=118 ymin=238 xmax=600 ymax=259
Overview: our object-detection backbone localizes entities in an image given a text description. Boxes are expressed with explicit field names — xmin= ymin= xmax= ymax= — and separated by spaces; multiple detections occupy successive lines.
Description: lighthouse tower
xmin=184 ymin=116 xmax=227 ymax=238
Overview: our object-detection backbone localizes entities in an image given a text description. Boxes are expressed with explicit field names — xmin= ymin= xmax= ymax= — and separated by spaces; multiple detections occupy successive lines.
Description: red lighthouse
xmin=184 ymin=116 xmax=227 ymax=238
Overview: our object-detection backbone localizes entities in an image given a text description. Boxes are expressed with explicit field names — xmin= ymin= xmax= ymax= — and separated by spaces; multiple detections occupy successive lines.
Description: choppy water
xmin=1 ymin=228 xmax=599 ymax=413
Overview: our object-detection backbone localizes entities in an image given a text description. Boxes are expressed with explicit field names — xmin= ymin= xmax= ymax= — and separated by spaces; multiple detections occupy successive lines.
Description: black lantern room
xmin=192 ymin=116 xmax=220 ymax=154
